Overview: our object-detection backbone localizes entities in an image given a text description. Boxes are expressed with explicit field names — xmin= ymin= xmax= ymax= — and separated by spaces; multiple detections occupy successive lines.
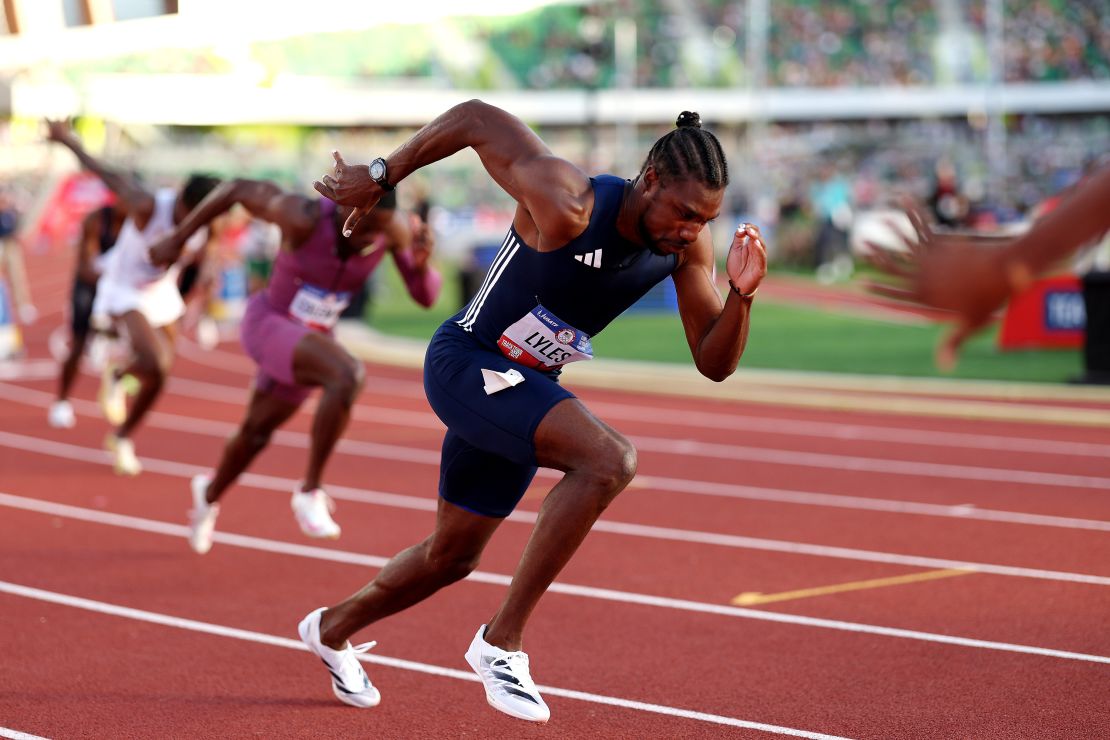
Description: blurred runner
xmin=46 ymin=119 xmax=221 ymax=475
xmin=0 ymin=185 xmax=37 ymax=328
xmin=147 ymin=177 xmax=440 ymax=551
xmin=47 ymin=197 xmax=127 ymax=428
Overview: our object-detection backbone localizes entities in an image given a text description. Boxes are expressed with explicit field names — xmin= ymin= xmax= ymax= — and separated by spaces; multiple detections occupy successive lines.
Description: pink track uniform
xmin=239 ymin=198 xmax=440 ymax=405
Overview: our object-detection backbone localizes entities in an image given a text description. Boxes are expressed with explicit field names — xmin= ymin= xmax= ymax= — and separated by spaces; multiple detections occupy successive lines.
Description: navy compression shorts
xmin=423 ymin=321 xmax=574 ymax=518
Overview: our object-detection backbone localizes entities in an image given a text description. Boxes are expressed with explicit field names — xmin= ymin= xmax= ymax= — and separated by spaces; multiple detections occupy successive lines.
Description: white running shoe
xmin=291 ymin=488 xmax=341 ymax=539
xmin=48 ymin=400 xmax=76 ymax=429
xmin=187 ymin=474 xmax=220 ymax=554
xmin=297 ymin=607 xmax=380 ymax=708
xmin=98 ymin=364 xmax=127 ymax=426
xmin=464 ymin=625 xmax=550 ymax=723
xmin=197 ymin=316 xmax=220 ymax=350
xmin=105 ymin=434 xmax=142 ymax=476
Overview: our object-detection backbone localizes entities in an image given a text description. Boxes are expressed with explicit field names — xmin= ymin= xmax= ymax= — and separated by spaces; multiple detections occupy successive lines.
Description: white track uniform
xmin=93 ymin=189 xmax=204 ymax=328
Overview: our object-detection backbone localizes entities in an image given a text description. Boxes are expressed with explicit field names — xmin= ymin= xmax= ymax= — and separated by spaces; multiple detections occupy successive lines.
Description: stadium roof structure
xmin=0 ymin=0 xmax=584 ymax=68
xmin=3 ymin=0 xmax=1109 ymax=125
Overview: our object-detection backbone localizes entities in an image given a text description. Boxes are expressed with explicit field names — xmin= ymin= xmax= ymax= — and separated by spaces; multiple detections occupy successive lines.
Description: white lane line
xmin=165 ymin=374 xmax=1110 ymax=463
xmin=587 ymin=402 xmax=1110 ymax=460
xmin=4 ymin=431 xmax=1110 ymax=581
xmin=631 ymin=475 xmax=1110 ymax=532
xmin=0 ymin=360 xmax=56 ymax=381
xmin=4 ymin=379 xmax=1109 ymax=505
xmin=0 ymin=729 xmax=50 ymax=740
xmin=4 ymin=492 xmax=1110 ymax=666
xmin=626 ymin=436 xmax=1110 ymax=490
xmin=9 ymin=390 xmax=1110 ymax=535
xmin=0 ymin=580 xmax=852 ymax=739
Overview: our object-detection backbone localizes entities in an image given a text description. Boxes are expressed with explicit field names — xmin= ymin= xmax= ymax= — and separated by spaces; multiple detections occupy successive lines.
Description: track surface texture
xmin=2 ymin=250 xmax=1109 ymax=739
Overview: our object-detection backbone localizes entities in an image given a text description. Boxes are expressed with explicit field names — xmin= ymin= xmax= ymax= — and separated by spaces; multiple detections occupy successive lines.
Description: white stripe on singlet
xmin=457 ymin=233 xmax=520 ymax=332
xmin=457 ymin=231 xmax=513 ymax=328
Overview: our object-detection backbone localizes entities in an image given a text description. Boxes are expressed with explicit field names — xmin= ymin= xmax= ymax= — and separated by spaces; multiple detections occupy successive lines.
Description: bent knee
xmin=130 ymin=353 xmax=169 ymax=383
xmin=587 ymin=434 xmax=638 ymax=493
xmin=425 ymin=544 xmax=482 ymax=584
xmin=239 ymin=425 xmax=273 ymax=454
xmin=324 ymin=357 xmax=364 ymax=404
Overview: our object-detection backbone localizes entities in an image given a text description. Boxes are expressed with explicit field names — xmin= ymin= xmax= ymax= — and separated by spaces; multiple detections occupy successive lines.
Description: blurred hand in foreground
xmin=865 ymin=205 xmax=1030 ymax=371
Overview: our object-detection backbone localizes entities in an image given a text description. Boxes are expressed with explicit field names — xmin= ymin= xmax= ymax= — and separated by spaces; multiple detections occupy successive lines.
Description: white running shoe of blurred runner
xmin=464 ymin=625 xmax=550 ymax=723
xmin=98 ymin=364 xmax=127 ymax=426
xmin=48 ymin=400 xmax=76 ymax=429
xmin=291 ymin=488 xmax=341 ymax=539
xmin=297 ymin=607 xmax=380 ymax=708
xmin=105 ymin=434 xmax=141 ymax=476
xmin=197 ymin=316 xmax=220 ymax=351
xmin=187 ymin=474 xmax=220 ymax=554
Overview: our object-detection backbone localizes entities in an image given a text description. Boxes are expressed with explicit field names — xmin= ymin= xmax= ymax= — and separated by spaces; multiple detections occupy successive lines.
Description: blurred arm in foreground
xmin=868 ymin=162 xmax=1110 ymax=370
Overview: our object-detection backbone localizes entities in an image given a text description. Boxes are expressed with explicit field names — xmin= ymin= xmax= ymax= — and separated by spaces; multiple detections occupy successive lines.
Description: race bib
xmin=289 ymin=284 xmax=352 ymax=331
xmin=498 ymin=304 xmax=593 ymax=370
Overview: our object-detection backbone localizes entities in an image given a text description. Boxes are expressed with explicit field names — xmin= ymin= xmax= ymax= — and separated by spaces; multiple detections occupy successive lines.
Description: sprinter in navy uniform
xmin=303 ymin=101 xmax=767 ymax=723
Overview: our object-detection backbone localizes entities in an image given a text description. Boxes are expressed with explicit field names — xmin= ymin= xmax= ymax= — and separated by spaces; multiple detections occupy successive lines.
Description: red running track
xmin=2 ymin=251 xmax=1110 ymax=739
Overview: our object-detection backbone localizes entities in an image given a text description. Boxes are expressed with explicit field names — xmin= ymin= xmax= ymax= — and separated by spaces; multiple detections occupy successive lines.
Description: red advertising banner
xmin=998 ymin=274 xmax=1085 ymax=350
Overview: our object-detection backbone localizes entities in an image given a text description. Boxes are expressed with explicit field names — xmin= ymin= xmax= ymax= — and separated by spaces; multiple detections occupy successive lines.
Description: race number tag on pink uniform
xmin=288 ymin=284 xmax=352 ymax=331
xmin=498 ymin=304 xmax=593 ymax=370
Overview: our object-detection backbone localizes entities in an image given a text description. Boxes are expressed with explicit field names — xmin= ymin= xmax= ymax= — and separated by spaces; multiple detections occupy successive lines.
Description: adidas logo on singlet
xmin=574 ymin=248 xmax=603 ymax=268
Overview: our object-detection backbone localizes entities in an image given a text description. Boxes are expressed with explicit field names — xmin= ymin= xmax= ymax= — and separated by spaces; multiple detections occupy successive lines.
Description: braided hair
xmin=638 ymin=111 xmax=729 ymax=189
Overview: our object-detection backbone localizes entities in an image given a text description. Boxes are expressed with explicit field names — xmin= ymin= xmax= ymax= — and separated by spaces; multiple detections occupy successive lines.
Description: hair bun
xmin=676 ymin=111 xmax=702 ymax=128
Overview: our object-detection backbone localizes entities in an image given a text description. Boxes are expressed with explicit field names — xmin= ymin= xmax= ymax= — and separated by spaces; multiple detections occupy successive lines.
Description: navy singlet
xmin=424 ymin=174 xmax=680 ymax=518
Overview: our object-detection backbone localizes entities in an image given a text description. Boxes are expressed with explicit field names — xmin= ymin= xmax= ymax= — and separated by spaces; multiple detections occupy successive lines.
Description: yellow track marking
xmin=731 ymin=568 xmax=973 ymax=606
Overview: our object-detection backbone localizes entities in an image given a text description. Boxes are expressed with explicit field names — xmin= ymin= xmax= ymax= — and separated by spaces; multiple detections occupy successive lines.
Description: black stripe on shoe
xmin=502 ymin=686 xmax=541 ymax=704
xmin=490 ymin=669 xmax=523 ymax=687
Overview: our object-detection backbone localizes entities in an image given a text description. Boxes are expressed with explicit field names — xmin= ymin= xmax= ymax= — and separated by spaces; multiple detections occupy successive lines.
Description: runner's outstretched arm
xmin=44 ymin=120 xmax=153 ymax=221
xmin=314 ymin=99 xmax=591 ymax=247
xmin=149 ymin=178 xmax=315 ymax=266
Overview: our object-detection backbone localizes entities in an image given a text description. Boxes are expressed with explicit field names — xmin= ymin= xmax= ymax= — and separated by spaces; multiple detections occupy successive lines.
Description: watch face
xmin=370 ymin=160 xmax=386 ymax=181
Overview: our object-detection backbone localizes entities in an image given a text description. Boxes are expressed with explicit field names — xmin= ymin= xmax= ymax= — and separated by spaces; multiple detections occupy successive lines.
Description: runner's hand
xmin=864 ymin=204 xmax=1027 ymax=370
xmin=44 ymin=119 xmax=75 ymax=145
xmin=313 ymin=150 xmax=382 ymax=237
xmin=148 ymin=235 xmax=182 ymax=268
xmin=726 ymin=223 xmax=767 ymax=296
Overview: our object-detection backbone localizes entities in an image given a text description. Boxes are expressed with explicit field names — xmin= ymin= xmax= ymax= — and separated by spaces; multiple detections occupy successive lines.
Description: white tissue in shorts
xmin=481 ymin=368 xmax=525 ymax=395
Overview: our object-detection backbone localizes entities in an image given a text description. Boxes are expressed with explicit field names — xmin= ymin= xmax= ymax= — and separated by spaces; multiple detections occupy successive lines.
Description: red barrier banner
xmin=998 ymin=274 xmax=1085 ymax=350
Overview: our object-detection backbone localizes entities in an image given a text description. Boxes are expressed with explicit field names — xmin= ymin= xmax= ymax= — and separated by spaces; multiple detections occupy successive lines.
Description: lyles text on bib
xmin=498 ymin=304 xmax=593 ymax=370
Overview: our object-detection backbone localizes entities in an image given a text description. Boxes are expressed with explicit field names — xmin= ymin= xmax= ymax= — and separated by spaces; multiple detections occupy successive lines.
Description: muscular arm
xmin=381 ymin=211 xmax=442 ymax=308
xmin=316 ymin=100 xmax=592 ymax=249
xmin=673 ymin=224 xmax=767 ymax=382
xmin=149 ymin=178 xmax=315 ymax=266
xmin=45 ymin=121 xmax=153 ymax=225
xmin=1005 ymin=163 xmax=1110 ymax=276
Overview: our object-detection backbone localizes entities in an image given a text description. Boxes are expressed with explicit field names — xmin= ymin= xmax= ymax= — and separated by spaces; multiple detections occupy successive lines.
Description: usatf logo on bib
xmin=498 ymin=304 xmax=593 ymax=370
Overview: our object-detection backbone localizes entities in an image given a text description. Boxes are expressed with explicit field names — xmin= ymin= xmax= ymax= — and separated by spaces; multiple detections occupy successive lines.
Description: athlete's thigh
xmin=437 ymin=429 xmax=539 ymax=519
xmin=423 ymin=327 xmax=574 ymax=467
xmin=532 ymin=397 xmax=627 ymax=473
xmin=291 ymin=331 xmax=360 ymax=388
xmin=117 ymin=310 xmax=163 ymax=365
xmin=240 ymin=298 xmax=312 ymax=388
xmin=71 ymin=280 xmax=96 ymax=338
